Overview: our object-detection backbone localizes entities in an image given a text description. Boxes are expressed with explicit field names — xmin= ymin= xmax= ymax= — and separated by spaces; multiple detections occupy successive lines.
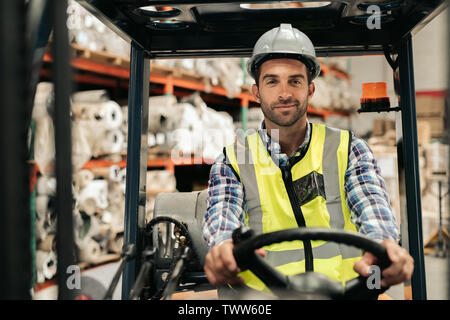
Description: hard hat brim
xmin=248 ymin=52 xmax=321 ymax=81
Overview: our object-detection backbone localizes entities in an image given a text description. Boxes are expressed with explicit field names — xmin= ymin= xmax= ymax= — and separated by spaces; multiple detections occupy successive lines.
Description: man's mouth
xmin=275 ymin=104 xmax=296 ymax=109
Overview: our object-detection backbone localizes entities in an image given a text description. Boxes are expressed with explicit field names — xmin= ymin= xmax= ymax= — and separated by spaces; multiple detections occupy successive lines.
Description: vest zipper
xmin=281 ymin=163 xmax=314 ymax=272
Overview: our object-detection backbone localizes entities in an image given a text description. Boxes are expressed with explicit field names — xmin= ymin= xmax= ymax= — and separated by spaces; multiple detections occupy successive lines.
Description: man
xmin=202 ymin=24 xmax=413 ymax=296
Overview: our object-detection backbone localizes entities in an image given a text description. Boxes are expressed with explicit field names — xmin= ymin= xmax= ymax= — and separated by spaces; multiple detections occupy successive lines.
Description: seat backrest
xmin=153 ymin=189 xmax=209 ymax=267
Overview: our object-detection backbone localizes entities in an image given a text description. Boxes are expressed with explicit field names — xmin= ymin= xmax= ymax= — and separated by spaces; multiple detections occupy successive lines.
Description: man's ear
xmin=308 ymin=82 xmax=315 ymax=99
xmin=252 ymin=84 xmax=261 ymax=103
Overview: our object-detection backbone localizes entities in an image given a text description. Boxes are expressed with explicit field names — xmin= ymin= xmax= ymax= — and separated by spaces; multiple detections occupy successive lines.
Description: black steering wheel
xmin=232 ymin=227 xmax=392 ymax=300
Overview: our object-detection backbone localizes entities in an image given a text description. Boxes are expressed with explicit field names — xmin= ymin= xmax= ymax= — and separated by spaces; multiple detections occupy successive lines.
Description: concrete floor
xmin=34 ymin=253 xmax=449 ymax=300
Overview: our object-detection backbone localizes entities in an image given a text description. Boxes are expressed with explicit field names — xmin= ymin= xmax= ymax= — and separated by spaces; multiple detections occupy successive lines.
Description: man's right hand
xmin=204 ymin=240 xmax=266 ymax=286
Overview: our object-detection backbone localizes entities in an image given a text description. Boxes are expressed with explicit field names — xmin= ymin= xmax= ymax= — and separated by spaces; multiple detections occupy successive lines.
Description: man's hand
xmin=204 ymin=240 xmax=266 ymax=286
xmin=354 ymin=238 xmax=414 ymax=287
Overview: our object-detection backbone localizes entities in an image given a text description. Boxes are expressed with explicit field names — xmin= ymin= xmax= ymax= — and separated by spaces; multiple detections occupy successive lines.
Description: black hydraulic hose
xmin=50 ymin=0 xmax=76 ymax=300
xmin=119 ymin=217 xmax=195 ymax=300
xmin=145 ymin=216 xmax=192 ymax=246
xmin=145 ymin=216 xmax=193 ymax=300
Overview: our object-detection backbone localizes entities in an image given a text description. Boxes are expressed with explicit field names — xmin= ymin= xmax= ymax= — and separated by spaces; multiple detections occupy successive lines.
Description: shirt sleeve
xmin=202 ymin=152 xmax=247 ymax=249
xmin=345 ymin=134 xmax=400 ymax=242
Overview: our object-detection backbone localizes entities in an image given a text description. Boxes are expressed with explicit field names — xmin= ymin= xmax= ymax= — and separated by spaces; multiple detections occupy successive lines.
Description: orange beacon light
xmin=359 ymin=82 xmax=391 ymax=112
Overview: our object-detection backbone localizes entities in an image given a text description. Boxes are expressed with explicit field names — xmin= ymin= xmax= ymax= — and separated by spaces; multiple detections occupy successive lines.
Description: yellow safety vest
xmin=224 ymin=123 xmax=362 ymax=293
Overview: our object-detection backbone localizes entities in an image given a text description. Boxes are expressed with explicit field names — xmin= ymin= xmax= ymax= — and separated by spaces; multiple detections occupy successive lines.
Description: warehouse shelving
xmin=32 ymin=42 xmax=355 ymax=288
xmin=32 ymin=155 xmax=214 ymax=175
xmin=40 ymin=44 xmax=352 ymax=120
xmin=35 ymin=42 xmax=356 ymax=203
xmin=36 ymin=43 xmax=356 ymax=186
xmin=81 ymin=155 xmax=214 ymax=173
xmin=36 ymin=42 xmax=355 ymax=198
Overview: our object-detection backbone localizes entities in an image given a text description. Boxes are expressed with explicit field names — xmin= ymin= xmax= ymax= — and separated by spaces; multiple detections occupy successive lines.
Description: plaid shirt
xmin=202 ymin=120 xmax=399 ymax=249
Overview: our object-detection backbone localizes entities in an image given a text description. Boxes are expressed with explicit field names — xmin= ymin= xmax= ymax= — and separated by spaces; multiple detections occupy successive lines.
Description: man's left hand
xmin=354 ymin=238 xmax=414 ymax=287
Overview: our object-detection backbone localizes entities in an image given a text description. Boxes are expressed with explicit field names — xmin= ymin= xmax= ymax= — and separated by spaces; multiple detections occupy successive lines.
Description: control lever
xmin=103 ymin=243 xmax=136 ymax=300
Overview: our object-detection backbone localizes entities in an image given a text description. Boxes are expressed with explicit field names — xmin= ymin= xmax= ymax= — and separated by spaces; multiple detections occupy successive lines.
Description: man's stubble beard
xmin=260 ymin=97 xmax=308 ymax=127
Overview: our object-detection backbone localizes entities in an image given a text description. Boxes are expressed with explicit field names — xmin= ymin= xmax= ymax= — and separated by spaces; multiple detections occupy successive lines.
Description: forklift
xmin=0 ymin=0 xmax=448 ymax=300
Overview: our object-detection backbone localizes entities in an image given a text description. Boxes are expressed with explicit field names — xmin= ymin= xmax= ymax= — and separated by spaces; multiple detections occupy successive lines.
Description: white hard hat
xmin=247 ymin=24 xmax=321 ymax=81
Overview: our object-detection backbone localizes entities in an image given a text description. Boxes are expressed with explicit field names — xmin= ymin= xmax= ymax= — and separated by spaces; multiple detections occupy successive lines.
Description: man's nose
xmin=278 ymin=84 xmax=293 ymax=101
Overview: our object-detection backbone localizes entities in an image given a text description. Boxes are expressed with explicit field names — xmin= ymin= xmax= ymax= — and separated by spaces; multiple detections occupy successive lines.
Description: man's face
xmin=252 ymin=58 xmax=315 ymax=127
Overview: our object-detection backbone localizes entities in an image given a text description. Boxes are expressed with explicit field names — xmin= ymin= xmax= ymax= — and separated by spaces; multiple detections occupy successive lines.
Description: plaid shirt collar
xmin=257 ymin=119 xmax=311 ymax=166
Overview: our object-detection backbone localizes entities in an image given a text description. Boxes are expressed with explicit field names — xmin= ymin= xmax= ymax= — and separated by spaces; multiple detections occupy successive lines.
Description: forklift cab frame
xmin=76 ymin=0 xmax=449 ymax=300
xmin=9 ymin=0 xmax=448 ymax=300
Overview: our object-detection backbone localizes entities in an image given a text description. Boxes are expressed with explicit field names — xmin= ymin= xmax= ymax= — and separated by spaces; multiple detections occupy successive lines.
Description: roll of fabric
xmin=100 ymin=101 xmax=123 ymax=130
xmin=118 ymin=168 xmax=127 ymax=194
xmin=38 ymin=234 xmax=56 ymax=252
xmin=35 ymin=195 xmax=50 ymax=220
xmin=33 ymin=115 xmax=56 ymax=177
xmin=71 ymin=89 xmax=110 ymax=104
xmin=148 ymin=132 xmax=156 ymax=147
xmin=101 ymin=129 xmax=124 ymax=154
xmin=105 ymin=201 xmax=125 ymax=234
xmin=78 ymin=180 xmax=109 ymax=215
xmin=36 ymin=176 xmax=57 ymax=196
xmin=100 ymin=210 xmax=112 ymax=224
xmin=36 ymin=250 xmax=57 ymax=283
xmin=120 ymin=105 xmax=128 ymax=139
xmin=146 ymin=170 xmax=177 ymax=192
xmin=82 ymin=101 xmax=123 ymax=129
xmin=77 ymin=196 xmax=97 ymax=216
xmin=72 ymin=121 xmax=93 ymax=171
xmin=74 ymin=169 xmax=94 ymax=190
xmin=148 ymin=95 xmax=178 ymax=132
xmin=108 ymin=165 xmax=121 ymax=182
xmin=71 ymin=103 xmax=91 ymax=120
xmin=78 ymin=239 xmax=102 ymax=264
xmin=107 ymin=183 xmax=123 ymax=206
xmin=35 ymin=193 xmax=58 ymax=242
xmin=108 ymin=234 xmax=123 ymax=254
xmin=35 ymin=218 xmax=48 ymax=243
xmin=168 ymin=103 xmax=204 ymax=155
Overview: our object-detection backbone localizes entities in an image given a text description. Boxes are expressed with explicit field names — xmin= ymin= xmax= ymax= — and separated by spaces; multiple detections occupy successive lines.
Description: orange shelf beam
xmin=42 ymin=51 xmax=350 ymax=119
xmin=80 ymin=156 xmax=213 ymax=173
xmin=40 ymin=68 xmax=125 ymax=88
xmin=33 ymin=156 xmax=213 ymax=175
xmin=43 ymin=53 xmax=130 ymax=79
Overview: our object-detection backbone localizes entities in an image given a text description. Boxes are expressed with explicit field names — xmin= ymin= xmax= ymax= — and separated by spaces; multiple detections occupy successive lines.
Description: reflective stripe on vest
xmin=225 ymin=123 xmax=362 ymax=293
